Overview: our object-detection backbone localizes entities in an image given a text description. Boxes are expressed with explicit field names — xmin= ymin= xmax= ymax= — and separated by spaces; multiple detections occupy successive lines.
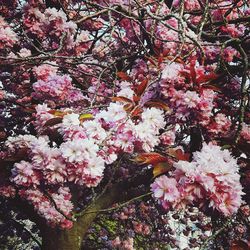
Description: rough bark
xmin=40 ymin=185 xmax=121 ymax=250
xmin=40 ymin=169 xmax=152 ymax=250
xmin=5 ymin=166 xmax=152 ymax=250
xmin=41 ymin=226 xmax=82 ymax=250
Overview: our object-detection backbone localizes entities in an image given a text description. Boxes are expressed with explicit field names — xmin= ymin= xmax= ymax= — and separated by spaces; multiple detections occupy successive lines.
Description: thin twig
xmin=200 ymin=219 xmax=232 ymax=250
xmin=74 ymin=192 xmax=152 ymax=217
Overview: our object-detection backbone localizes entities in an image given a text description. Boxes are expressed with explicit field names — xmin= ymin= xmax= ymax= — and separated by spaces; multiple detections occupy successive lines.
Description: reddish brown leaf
xmin=130 ymin=106 xmax=143 ymax=118
xmin=123 ymin=103 xmax=134 ymax=112
xmin=153 ymin=162 xmax=172 ymax=177
xmin=135 ymin=79 xmax=148 ymax=96
xmin=133 ymin=153 xmax=168 ymax=165
xmin=167 ymin=148 xmax=190 ymax=161
xmin=0 ymin=148 xmax=28 ymax=165
xmin=111 ymin=96 xmax=133 ymax=104
xmin=44 ymin=117 xmax=63 ymax=127
xmin=230 ymin=240 xmax=250 ymax=250
xmin=0 ymin=131 xmax=6 ymax=140
xmin=132 ymin=95 xmax=140 ymax=103
xmin=144 ymin=100 xmax=170 ymax=111
xmin=196 ymin=72 xmax=218 ymax=84
xmin=117 ymin=71 xmax=132 ymax=81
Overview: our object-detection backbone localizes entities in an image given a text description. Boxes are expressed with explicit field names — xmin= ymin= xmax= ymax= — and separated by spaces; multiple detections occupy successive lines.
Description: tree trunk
xmin=40 ymin=181 xmax=130 ymax=250
xmin=41 ymin=226 xmax=82 ymax=250
xmin=39 ymin=170 xmax=153 ymax=249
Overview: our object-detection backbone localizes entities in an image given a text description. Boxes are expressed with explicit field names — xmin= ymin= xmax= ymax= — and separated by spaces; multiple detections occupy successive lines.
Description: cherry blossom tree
xmin=0 ymin=0 xmax=249 ymax=249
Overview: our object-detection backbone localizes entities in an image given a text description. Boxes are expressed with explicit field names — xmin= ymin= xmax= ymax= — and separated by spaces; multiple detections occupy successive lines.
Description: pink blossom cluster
xmin=0 ymin=185 xmax=16 ymax=198
xmin=211 ymin=0 xmax=240 ymax=22
xmin=33 ymin=62 xmax=58 ymax=81
xmin=60 ymin=138 xmax=105 ymax=187
xmin=74 ymin=30 xmax=91 ymax=55
xmin=19 ymin=187 xmax=73 ymax=229
xmin=0 ymin=16 xmax=18 ymax=49
xmin=13 ymin=95 xmax=165 ymax=167
xmin=166 ymin=87 xmax=216 ymax=124
xmin=155 ymin=22 xmax=179 ymax=55
xmin=59 ymin=101 xmax=166 ymax=160
xmin=204 ymin=45 xmax=239 ymax=62
xmin=160 ymin=61 xmax=219 ymax=125
xmin=241 ymin=123 xmax=250 ymax=143
xmin=207 ymin=113 xmax=231 ymax=136
xmin=23 ymin=7 xmax=76 ymax=40
xmin=6 ymin=134 xmax=48 ymax=150
xmin=172 ymin=0 xmax=246 ymax=38
xmin=18 ymin=48 xmax=32 ymax=58
xmin=151 ymin=143 xmax=244 ymax=216
xmin=132 ymin=221 xmax=151 ymax=235
xmin=119 ymin=19 xmax=141 ymax=42
xmin=94 ymin=103 xmax=166 ymax=153
xmin=173 ymin=0 xmax=200 ymax=11
xmin=87 ymin=78 xmax=113 ymax=103
xmin=160 ymin=129 xmax=176 ymax=146
xmin=5 ymin=94 xmax=167 ymax=227
xmin=111 ymin=236 xmax=134 ymax=250
xmin=220 ymin=24 xmax=245 ymax=38
xmin=11 ymin=160 xmax=41 ymax=187
xmin=32 ymin=74 xmax=85 ymax=103
xmin=33 ymin=104 xmax=54 ymax=132
xmin=6 ymin=133 xmax=104 ymax=188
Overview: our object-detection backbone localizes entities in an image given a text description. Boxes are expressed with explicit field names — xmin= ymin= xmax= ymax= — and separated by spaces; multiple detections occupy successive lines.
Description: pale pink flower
xmin=60 ymin=138 xmax=98 ymax=163
xmin=0 ymin=16 xmax=18 ymax=49
xmin=62 ymin=113 xmax=80 ymax=127
xmin=141 ymin=108 xmax=166 ymax=130
xmin=33 ymin=63 xmax=58 ymax=81
xmin=0 ymin=185 xmax=16 ymax=197
xmin=83 ymin=120 xmax=107 ymax=142
xmin=96 ymin=103 xmax=127 ymax=123
xmin=208 ymin=113 xmax=231 ymax=135
xmin=161 ymin=62 xmax=182 ymax=80
xmin=241 ymin=123 xmax=250 ymax=143
xmin=11 ymin=161 xmax=40 ymax=187
xmin=151 ymin=176 xmax=180 ymax=206
xmin=173 ymin=143 xmax=244 ymax=215
xmin=18 ymin=48 xmax=32 ymax=57
xmin=33 ymin=74 xmax=84 ymax=103
xmin=111 ymin=236 xmax=121 ymax=247
xmin=117 ymin=87 xmax=134 ymax=99
xmin=19 ymin=188 xmax=73 ymax=228
xmin=160 ymin=129 xmax=176 ymax=145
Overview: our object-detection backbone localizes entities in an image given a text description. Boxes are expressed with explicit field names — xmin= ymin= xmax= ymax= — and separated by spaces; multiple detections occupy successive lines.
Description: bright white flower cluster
xmin=60 ymin=138 xmax=105 ymax=187
xmin=134 ymin=107 xmax=166 ymax=151
xmin=96 ymin=102 xmax=128 ymax=123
